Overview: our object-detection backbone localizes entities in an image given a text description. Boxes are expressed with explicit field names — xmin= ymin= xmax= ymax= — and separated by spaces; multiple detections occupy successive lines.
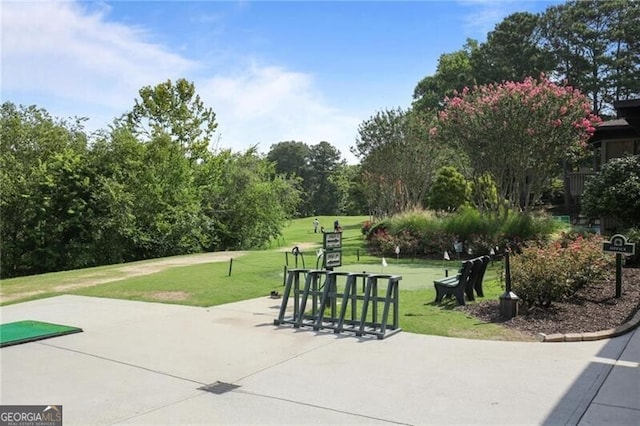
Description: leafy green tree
xmin=129 ymin=132 xmax=205 ymax=258
xmin=31 ymin=148 xmax=98 ymax=271
xmin=1 ymin=84 xmax=302 ymax=277
xmin=88 ymin=127 xmax=147 ymax=263
xmin=124 ymin=78 xmax=218 ymax=160
xmin=354 ymin=108 xmax=445 ymax=217
xmin=88 ymin=126 xmax=206 ymax=261
xmin=427 ymin=166 xmax=469 ymax=211
xmin=472 ymin=12 xmax=556 ymax=85
xmin=0 ymin=102 xmax=90 ymax=277
xmin=266 ymin=141 xmax=310 ymax=177
xmin=581 ymin=155 xmax=640 ymax=228
xmin=307 ymin=141 xmax=344 ymax=215
xmin=412 ymin=41 xmax=478 ymax=112
xmin=208 ymin=148 xmax=301 ymax=249
xmin=266 ymin=140 xmax=348 ymax=217
xmin=266 ymin=140 xmax=313 ymax=216
xmin=541 ymin=0 xmax=640 ymax=114
xmin=330 ymin=164 xmax=367 ymax=215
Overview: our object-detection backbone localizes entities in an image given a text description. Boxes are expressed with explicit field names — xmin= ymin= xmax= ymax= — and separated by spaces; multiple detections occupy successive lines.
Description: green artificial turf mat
xmin=1 ymin=320 xmax=83 ymax=348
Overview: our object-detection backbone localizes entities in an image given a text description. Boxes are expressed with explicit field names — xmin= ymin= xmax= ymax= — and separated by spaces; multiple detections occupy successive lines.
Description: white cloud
xmin=2 ymin=1 xmax=195 ymax=115
xmin=458 ymin=0 xmax=527 ymax=39
xmin=1 ymin=0 xmax=360 ymax=163
xmin=199 ymin=64 xmax=361 ymax=162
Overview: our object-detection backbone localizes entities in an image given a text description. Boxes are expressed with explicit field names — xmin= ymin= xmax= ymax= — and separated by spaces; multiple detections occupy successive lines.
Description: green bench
xmin=434 ymin=255 xmax=490 ymax=306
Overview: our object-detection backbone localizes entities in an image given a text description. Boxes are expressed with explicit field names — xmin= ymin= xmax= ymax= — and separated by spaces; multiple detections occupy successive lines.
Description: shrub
xmin=384 ymin=210 xmax=438 ymax=256
xmin=442 ymin=207 xmax=497 ymax=240
xmin=361 ymin=220 xmax=373 ymax=235
xmin=582 ymin=154 xmax=640 ymax=228
xmin=467 ymin=233 xmax=501 ymax=256
xmin=368 ymin=228 xmax=396 ymax=255
xmin=541 ymin=177 xmax=564 ymax=205
xmin=623 ymin=227 xmax=640 ymax=266
xmin=365 ymin=221 xmax=388 ymax=241
xmin=501 ymin=212 xmax=561 ymax=242
xmin=427 ymin=166 xmax=469 ymax=211
xmin=470 ymin=173 xmax=500 ymax=211
xmin=509 ymin=247 xmax=572 ymax=308
xmin=387 ymin=208 xmax=435 ymax=235
xmin=510 ymin=233 xmax=613 ymax=310
xmin=420 ymin=227 xmax=457 ymax=256
xmin=364 ymin=207 xmax=562 ymax=259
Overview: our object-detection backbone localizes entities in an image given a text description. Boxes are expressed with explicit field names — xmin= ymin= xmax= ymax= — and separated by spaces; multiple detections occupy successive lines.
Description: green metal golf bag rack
xmin=273 ymin=268 xmax=402 ymax=339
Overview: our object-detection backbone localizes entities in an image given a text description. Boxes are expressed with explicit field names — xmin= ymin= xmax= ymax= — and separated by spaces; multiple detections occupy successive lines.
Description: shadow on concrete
xmin=542 ymin=328 xmax=639 ymax=425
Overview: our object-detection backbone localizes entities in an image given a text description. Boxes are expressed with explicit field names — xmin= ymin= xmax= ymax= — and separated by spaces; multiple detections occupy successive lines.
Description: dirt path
xmin=2 ymin=251 xmax=248 ymax=304
xmin=3 ymin=243 xmax=322 ymax=304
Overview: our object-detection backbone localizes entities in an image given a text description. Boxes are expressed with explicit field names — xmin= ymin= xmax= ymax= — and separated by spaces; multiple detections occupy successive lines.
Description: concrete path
xmin=1 ymin=295 xmax=638 ymax=425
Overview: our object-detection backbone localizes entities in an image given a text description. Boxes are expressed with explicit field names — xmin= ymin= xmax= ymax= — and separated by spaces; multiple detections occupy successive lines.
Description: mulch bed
xmin=460 ymin=267 xmax=640 ymax=338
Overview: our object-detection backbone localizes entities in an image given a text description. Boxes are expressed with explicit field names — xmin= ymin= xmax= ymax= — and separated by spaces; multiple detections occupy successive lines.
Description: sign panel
xmin=323 ymin=232 xmax=342 ymax=250
xmin=602 ymin=234 xmax=636 ymax=255
xmin=324 ymin=250 xmax=342 ymax=268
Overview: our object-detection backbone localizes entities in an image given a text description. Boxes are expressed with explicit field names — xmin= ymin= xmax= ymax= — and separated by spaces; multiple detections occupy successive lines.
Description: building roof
xmin=596 ymin=118 xmax=629 ymax=128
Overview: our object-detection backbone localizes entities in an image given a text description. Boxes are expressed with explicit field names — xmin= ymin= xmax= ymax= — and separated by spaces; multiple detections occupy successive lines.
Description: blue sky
xmin=2 ymin=0 xmax=561 ymax=163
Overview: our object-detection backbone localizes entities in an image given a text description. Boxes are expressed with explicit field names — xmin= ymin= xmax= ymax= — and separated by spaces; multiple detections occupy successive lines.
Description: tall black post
xmin=499 ymin=244 xmax=519 ymax=319
xmin=505 ymin=247 xmax=512 ymax=293
xmin=615 ymin=253 xmax=622 ymax=298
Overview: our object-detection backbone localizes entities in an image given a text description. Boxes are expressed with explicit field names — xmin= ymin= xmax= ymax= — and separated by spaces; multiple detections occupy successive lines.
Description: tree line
xmin=1 ymin=82 xmax=302 ymax=278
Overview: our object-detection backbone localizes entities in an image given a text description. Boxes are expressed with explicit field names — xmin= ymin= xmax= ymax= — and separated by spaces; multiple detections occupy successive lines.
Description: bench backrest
xmin=475 ymin=255 xmax=490 ymax=284
xmin=458 ymin=260 xmax=474 ymax=285
xmin=462 ymin=255 xmax=490 ymax=294
xmin=465 ymin=258 xmax=482 ymax=290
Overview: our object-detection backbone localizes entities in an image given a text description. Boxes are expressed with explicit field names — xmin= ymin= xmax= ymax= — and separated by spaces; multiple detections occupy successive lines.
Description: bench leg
xmin=454 ymin=286 xmax=466 ymax=306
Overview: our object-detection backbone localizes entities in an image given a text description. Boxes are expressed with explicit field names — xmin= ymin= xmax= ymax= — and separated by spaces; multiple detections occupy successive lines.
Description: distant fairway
xmin=334 ymin=262 xmax=454 ymax=290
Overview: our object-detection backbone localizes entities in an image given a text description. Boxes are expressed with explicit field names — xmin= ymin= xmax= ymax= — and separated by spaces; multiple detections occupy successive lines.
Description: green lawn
xmin=0 ymin=215 xmax=530 ymax=340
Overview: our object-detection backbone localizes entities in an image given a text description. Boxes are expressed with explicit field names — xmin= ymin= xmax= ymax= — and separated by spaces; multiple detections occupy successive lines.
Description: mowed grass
xmin=0 ymin=215 xmax=530 ymax=340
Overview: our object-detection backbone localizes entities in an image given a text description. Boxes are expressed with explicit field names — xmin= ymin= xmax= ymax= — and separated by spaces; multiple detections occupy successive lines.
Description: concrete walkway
xmin=1 ymin=295 xmax=638 ymax=425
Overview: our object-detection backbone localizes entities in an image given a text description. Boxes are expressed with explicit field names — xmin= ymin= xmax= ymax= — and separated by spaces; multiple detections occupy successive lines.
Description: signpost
xmin=323 ymin=231 xmax=342 ymax=268
xmin=602 ymin=234 xmax=636 ymax=298
xmin=322 ymin=231 xmax=342 ymax=309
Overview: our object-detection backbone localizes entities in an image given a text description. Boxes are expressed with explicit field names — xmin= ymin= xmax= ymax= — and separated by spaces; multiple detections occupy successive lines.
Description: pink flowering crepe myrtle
xmin=431 ymin=75 xmax=601 ymax=211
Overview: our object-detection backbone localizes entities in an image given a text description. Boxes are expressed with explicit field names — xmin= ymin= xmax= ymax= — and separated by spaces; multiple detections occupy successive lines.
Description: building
xmin=569 ymin=99 xmax=640 ymax=230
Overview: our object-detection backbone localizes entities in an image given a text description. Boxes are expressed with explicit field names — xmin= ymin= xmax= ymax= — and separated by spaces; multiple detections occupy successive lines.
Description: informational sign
xmin=603 ymin=234 xmax=636 ymax=255
xmin=323 ymin=232 xmax=342 ymax=250
xmin=602 ymin=234 xmax=636 ymax=298
xmin=323 ymin=231 xmax=342 ymax=268
xmin=325 ymin=250 xmax=342 ymax=268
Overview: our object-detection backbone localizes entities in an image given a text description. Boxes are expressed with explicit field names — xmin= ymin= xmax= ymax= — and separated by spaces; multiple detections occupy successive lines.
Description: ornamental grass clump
xmin=510 ymin=233 xmax=613 ymax=310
